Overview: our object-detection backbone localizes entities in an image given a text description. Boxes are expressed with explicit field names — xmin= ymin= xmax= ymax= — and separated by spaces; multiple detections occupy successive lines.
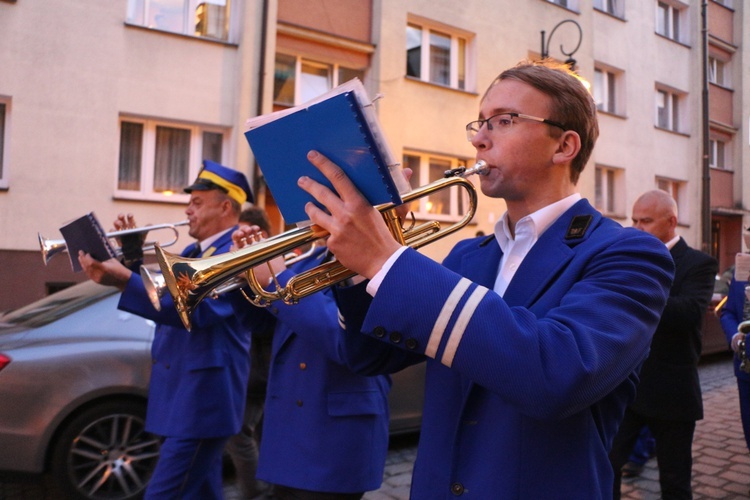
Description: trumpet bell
xmin=140 ymin=264 xmax=166 ymax=312
xmin=155 ymin=225 xmax=328 ymax=330
xmin=38 ymin=233 xmax=68 ymax=266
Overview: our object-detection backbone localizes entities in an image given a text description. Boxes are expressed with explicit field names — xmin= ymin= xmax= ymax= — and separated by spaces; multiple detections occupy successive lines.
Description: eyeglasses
xmin=465 ymin=112 xmax=567 ymax=141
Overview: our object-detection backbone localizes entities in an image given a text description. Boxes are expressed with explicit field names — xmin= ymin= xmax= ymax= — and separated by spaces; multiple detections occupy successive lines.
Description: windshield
xmin=0 ymin=281 xmax=118 ymax=329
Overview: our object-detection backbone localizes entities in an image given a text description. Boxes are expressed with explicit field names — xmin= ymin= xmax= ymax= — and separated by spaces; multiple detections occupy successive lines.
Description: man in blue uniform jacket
xmin=79 ymin=160 xmax=254 ymax=499
xmin=720 ymin=252 xmax=750 ymax=460
xmin=295 ymin=60 xmax=675 ymax=498
xmin=230 ymin=226 xmax=391 ymax=499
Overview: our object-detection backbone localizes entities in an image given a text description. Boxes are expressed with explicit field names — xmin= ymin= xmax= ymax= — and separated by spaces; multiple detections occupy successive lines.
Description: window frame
xmin=594 ymin=165 xmax=624 ymax=217
xmin=273 ymin=53 xmax=365 ymax=107
xmin=402 ymin=151 xmax=469 ymax=222
xmin=655 ymin=176 xmax=687 ymax=223
xmin=125 ymin=0 xmax=237 ymax=43
xmin=655 ymin=86 xmax=683 ymax=133
xmin=115 ymin=116 xmax=229 ymax=203
xmin=405 ymin=16 xmax=474 ymax=92
xmin=708 ymin=56 xmax=728 ymax=87
xmin=709 ymin=138 xmax=729 ymax=170
xmin=594 ymin=66 xmax=622 ymax=115
xmin=655 ymin=1 xmax=686 ymax=43
xmin=547 ymin=0 xmax=579 ymax=9
xmin=593 ymin=0 xmax=625 ymax=18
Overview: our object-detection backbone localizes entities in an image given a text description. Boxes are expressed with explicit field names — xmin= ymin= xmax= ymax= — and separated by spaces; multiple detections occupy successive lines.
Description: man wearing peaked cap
xmin=79 ymin=160 xmax=257 ymax=499
xmin=185 ymin=159 xmax=254 ymax=206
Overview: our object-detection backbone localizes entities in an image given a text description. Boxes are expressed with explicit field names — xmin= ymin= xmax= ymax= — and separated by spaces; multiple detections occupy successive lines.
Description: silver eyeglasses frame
xmin=466 ymin=112 xmax=566 ymax=141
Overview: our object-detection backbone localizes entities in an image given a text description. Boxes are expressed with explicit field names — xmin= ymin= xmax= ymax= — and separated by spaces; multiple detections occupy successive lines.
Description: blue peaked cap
xmin=184 ymin=160 xmax=254 ymax=205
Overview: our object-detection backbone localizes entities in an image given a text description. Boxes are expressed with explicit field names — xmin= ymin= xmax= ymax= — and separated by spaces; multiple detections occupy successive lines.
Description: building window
xmin=594 ymin=67 xmax=620 ymax=114
xmin=0 ymin=100 xmax=7 ymax=189
xmin=403 ymin=152 xmax=468 ymax=221
xmin=709 ymin=138 xmax=728 ymax=170
xmin=406 ymin=18 xmax=473 ymax=91
xmin=547 ymin=0 xmax=578 ymax=8
xmin=655 ymin=1 xmax=684 ymax=43
xmin=656 ymin=177 xmax=686 ymax=221
xmin=273 ymin=53 xmax=365 ymax=107
xmin=117 ymin=117 xmax=226 ymax=201
xmin=594 ymin=0 xmax=625 ymax=18
xmin=594 ymin=165 xmax=624 ymax=216
xmin=655 ymin=88 xmax=682 ymax=132
xmin=126 ymin=0 xmax=234 ymax=42
xmin=708 ymin=56 xmax=727 ymax=86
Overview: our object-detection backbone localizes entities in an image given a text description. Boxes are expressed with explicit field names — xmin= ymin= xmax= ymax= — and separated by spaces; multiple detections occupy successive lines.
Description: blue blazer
xmin=720 ymin=274 xmax=750 ymax=380
xmin=118 ymin=228 xmax=253 ymax=438
xmin=338 ymin=199 xmax=674 ymax=499
xmin=247 ymin=248 xmax=391 ymax=493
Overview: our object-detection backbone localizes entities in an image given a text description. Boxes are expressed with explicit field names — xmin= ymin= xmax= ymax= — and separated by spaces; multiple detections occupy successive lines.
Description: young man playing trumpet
xmin=294 ymin=60 xmax=674 ymax=498
xmin=79 ymin=160 xmax=255 ymax=499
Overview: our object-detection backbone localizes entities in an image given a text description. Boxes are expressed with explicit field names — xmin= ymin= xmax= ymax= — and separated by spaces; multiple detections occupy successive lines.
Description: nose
xmin=470 ymin=124 xmax=490 ymax=150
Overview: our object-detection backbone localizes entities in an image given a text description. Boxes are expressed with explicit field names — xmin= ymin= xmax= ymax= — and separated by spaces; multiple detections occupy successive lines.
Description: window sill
xmin=123 ymin=22 xmax=239 ymax=47
xmin=593 ymin=7 xmax=625 ymax=21
xmin=654 ymin=32 xmax=691 ymax=50
xmin=113 ymin=192 xmax=190 ymax=205
xmin=654 ymin=125 xmax=690 ymax=138
xmin=404 ymin=76 xmax=479 ymax=97
xmin=597 ymin=109 xmax=627 ymax=120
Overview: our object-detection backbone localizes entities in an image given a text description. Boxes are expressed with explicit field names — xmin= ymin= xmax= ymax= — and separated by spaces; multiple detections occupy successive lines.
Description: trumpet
xmin=155 ymin=161 xmax=487 ymax=331
xmin=141 ymin=242 xmax=322 ymax=311
xmin=38 ymin=221 xmax=189 ymax=265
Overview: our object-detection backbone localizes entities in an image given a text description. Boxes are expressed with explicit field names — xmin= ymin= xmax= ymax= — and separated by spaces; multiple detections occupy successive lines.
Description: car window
xmin=0 ymin=281 xmax=118 ymax=329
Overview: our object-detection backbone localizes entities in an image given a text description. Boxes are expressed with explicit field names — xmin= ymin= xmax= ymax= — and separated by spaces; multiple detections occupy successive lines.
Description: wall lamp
xmin=540 ymin=19 xmax=583 ymax=71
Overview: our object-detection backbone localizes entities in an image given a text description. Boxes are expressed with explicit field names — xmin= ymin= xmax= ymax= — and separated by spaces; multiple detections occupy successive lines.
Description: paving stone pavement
xmin=2 ymin=353 xmax=749 ymax=499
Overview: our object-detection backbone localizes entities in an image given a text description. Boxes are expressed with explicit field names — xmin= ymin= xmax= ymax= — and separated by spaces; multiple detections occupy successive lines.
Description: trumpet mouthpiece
xmin=444 ymin=160 xmax=488 ymax=178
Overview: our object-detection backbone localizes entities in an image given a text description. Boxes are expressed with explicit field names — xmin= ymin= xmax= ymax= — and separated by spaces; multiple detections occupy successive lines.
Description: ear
xmin=551 ymin=130 xmax=581 ymax=166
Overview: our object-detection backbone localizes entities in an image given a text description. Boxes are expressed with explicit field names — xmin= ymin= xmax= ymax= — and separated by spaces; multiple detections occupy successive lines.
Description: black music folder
xmin=59 ymin=212 xmax=116 ymax=272
xmin=244 ymin=78 xmax=409 ymax=225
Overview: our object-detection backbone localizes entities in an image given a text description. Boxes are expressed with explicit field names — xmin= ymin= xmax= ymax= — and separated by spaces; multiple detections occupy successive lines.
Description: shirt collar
xmin=198 ymin=227 xmax=234 ymax=252
xmin=494 ymin=193 xmax=582 ymax=250
xmin=665 ymin=235 xmax=680 ymax=250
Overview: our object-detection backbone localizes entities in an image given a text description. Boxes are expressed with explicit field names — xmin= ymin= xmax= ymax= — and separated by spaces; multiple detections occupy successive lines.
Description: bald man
xmin=609 ymin=190 xmax=717 ymax=500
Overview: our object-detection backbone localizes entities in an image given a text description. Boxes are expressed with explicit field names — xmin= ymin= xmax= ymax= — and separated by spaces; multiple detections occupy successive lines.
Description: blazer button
xmin=450 ymin=482 xmax=464 ymax=495
xmin=373 ymin=326 xmax=386 ymax=338
xmin=389 ymin=332 xmax=402 ymax=344
xmin=405 ymin=338 xmax=418 ymax=350
xmin=299 ymin=362 xmax=307 ymax=370
xmin=296 ymin=400 xmax=303 ymax=407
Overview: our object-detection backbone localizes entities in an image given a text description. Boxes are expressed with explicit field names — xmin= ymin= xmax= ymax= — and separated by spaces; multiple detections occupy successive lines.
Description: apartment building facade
xmin=0 ymin=0 xmax=747 ymax=311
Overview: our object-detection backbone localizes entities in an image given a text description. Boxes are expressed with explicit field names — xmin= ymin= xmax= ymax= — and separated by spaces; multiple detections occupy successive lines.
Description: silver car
xmin=0 ymin=280 xmax=424 ymax=500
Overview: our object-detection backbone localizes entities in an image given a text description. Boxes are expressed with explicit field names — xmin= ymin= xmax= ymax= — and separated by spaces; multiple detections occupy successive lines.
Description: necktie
xmin=186 ymin=244 xmax=201 ymax=258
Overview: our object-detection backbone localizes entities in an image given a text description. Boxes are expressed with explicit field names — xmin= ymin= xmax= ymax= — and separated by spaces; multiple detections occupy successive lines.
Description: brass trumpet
xmin=156 ymin=161 xmax=487 ymax=331
xmin=38 ymin=221 xmax=189 ymax=265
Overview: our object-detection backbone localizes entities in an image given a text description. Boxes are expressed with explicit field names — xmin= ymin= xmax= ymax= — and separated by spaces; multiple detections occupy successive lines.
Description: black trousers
xmin=609 ymin=407 xmax=696 ymax=500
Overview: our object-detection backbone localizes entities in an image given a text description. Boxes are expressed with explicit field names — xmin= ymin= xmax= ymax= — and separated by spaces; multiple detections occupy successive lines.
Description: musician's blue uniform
xmin=719 ymin=274 xmax=750 ymax=451
xmin=244 ymin=247 xmax=391 ymax=495
xmin=337 ymin=199 xmax=674 ymax=499
xmin=118 ymin=230 xmax=252 ymax=499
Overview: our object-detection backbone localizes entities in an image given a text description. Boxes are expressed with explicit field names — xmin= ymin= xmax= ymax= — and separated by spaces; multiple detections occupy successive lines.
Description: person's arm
xmin=657 ymin=254 xmax=718 ymax=343
xmin=299 ymin=152 xmax=673 ymax=419
xmin=721 ymin=276 xmax=746 ymax=351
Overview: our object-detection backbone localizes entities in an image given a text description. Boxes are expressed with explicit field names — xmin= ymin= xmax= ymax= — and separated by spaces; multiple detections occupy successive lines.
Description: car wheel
xmin=50 ymin=400 xmax=161 ymax=500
